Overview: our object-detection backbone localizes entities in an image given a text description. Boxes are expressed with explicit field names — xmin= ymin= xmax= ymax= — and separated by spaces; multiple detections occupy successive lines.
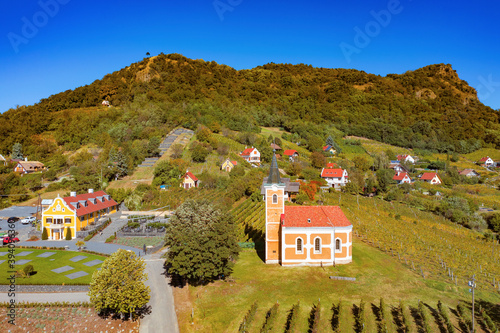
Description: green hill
xmin=1 ymin=53 xmax=499 ymax=158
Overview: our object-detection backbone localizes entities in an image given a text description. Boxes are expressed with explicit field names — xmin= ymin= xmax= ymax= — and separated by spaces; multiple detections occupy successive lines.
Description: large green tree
xmin=12 ymin=143 xmax=23 ymax=159
xmin=164 ymin=199 xmax=240 ymax=284
xmin=88 ymin=249 xmax=150 ymax=319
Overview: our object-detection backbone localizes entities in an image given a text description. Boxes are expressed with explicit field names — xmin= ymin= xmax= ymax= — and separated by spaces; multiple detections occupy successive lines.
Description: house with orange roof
xmin=221 ymin=158 xmax=238 ymax=172
xmin=181 ymin=171 xmax=199 ymax=189
xmin=239 ymin=147 xmax=260 ymax=164
xmin=41 ymin=189 xmax=118 ymax=240
xmin=393 ymin=172 xmax=412 ymax=184
xmin=420 ymin=172 xmax=442 ymax=185
xmin=320 ymin=168 xmax=349 ymax=189
xmin=264 ymin=152 xmax=352 ymax=266
xmin=478 ymin=156 xmax=495 ymax=167
xmin=283 ymin=149 xmax=299 ymax=162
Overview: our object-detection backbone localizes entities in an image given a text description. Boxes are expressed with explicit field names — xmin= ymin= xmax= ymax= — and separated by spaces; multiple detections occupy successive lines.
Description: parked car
xmin=3 ymin=236 xmax=20 ymax=245
xmin=7 ymin=217 xmax=19 ymax=223
xmin=21 ymin=216 xmax=36 ymax=225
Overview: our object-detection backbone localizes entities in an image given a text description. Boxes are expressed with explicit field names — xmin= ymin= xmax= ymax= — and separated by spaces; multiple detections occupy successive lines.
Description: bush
xmin=41 ymin=228 xmax=48 ymax=240
xmin=65 ymin=227 xmax=72 ymax=240
xmin=105 ymin=235 xmax=116 ymax=243
xmin=23 ymin=264 xmax=34 ymax=277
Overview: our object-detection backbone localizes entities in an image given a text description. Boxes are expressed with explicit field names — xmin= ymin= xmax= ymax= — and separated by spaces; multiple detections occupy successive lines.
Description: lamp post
xmin=468 ymin=275 xmax=476 ymax=333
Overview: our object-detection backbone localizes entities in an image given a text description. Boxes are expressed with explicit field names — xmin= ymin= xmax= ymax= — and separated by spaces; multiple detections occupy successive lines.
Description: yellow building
xmin=264 ymin=152 xmax=352 ymax=266
xmin=221 ymin=158 xmax=238 ymax=172
xmin=42 ymin=189 xmax=118 ymax=240
xmin=180 ymin=171 xmax=199 ymax=189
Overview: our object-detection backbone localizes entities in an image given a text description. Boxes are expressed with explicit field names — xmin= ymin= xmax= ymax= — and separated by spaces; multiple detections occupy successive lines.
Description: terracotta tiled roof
xmin=479 ymin=156 xmax=491 ymax=162
xmin=393 ymin=172 xmax=410 ymax=181
xmin=283 ymin=149 xmax=298 ymax=156
xmin=321 ymin=168 xmax=344 ymax=178
xmin=326 ymin=163 xmax=338 ymax=168
xmin=62 ymin=190 xmax=117 ymax=217
xmin=240 ymin=148 xmax=256 ymax=156
xmin=281 ymin=206 xmax=351 ymax=228
xmin=421 ymin=172 xmax=438 ymax=180
xmin=184 ymin=171 xmax=198 ymax=182
xmin=231 ymin=161 xmax=238 ymax=166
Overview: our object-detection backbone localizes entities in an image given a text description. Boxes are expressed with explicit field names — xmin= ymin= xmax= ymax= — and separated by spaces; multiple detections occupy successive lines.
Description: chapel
xmin=264 ymin=152 xmax=352 ymax=266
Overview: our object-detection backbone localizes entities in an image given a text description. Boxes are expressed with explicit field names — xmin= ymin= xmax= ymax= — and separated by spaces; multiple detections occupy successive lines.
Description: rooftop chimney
xmin=24 ymin=157 xmax=28 ymax=161
xmin=88 ymin=189 xmax=94 ymax=194
xmin=70 ymin=191 xmax=77 ymax=197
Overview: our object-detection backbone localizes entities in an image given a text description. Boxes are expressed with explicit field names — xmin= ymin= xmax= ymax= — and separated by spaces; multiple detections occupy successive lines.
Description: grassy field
xmin=175 ymin=240 xmax=500 ymax=332
xmin=112 ymin=236 xmax=164 ymax=249
xmin=0 ymin=249 xmax=106 ymax=285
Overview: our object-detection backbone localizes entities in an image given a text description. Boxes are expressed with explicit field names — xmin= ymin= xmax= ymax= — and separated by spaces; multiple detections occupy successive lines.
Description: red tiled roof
xmin=479 ymin=156 xmax=491 ymax=162
xmin=321 ymin=168 xmax=344 ymax=178
xmin=421 ymin=172 xmax=438 ymax=180
xmin=240 ymin=148 xmax=256 ymax=156
xmin=231 ymin=161 xmax=238 ymax=166
xmin=184 ymin=171 xmax=198 ymax=182
xmin=393 ymin=172 xmax=410 ymax=181
xmin=326 ymin=163 xmax=337 ymax=168
xmin=281 ymin=206 xmax=351 ymax=228
xmin=322 ymin=145 xmax=331 ymax=151
xmin=62 ymin=190 xmax=117 ymax=217
xmin=283 ymin=149 xmax=298 ymax=156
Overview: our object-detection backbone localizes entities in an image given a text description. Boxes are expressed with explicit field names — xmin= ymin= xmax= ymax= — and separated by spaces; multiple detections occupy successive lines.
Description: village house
xmin=459 ymin=169 xmax=480 ymax=178
xmin=420 ymin=172 xmax=442 ymax=185
xmin=239 ymin=147 xmax=261 ymax=164
xmin=102 ymin=100 xmax=110 ymax=107
xmin=270 ymin=143 xmax=282 ymax=151
xmin=389 ymin=161 xmax=409 ymax=174
xmin=479 ymin=156 xmax=495 ymax=167
xmin=283 ymin=149 xmax=299 ymax=162
xmin=42 ymin=189 xmax=118 ymax=240
xmin=320 ymin=167 xmax=349 ymax=189
xmin=180 ymin=171 xmax=199 ymax=189
xmin=264 ymin=152 xmax=352 ymax=266
xmin=221 ymin=158 xmax=238 ymax=172
xmin=322 ymin=145 xmax=336 ymax=155
xmin=397 ymin=154 xmax=415 ymax=164
xmin=393 ymin=172 xmax=412 ymax=184
xmin=14 ymin=159 xmax=46 ymax=174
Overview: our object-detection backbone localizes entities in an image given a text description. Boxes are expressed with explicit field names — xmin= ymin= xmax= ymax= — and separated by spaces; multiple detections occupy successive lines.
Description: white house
xmin=240 ymin=147 xmax=261 ymax=164
xmin=393 ymin=172 xmax=412 ymax=184
xmin=420 ymin=172 xmax=442 ymax=185
xmin=459 ymin=169 xmax=480 ymax=178
xmin=321 ymin=168 xmax=349 ymax=189
xmin=397 ymin=155 xmax=415 ymax=164
xmin=283 ymin=149 xmax=299 ymax=162
xmin=479 ymin=156 xmax=495 ymax=167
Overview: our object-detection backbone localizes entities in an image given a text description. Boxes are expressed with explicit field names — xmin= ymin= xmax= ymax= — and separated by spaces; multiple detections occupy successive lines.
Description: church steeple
xmin=266 ymin=151 xmax=282 ymax=185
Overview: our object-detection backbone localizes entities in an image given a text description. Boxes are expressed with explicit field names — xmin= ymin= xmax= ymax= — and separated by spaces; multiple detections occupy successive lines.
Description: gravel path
xmin=90 ymin=212 xmax=129 ymax=243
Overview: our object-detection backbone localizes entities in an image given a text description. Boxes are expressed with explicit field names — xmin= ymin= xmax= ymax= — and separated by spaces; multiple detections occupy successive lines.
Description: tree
xmin=307 ymin=136 xmax=323 ymax=152
xmin=376 ymin=169 xmax=394 ymax=192
xmin=326 ymin=135 xmax=335 ymax=147
xmin=89 ymin=249 xmax=150 ymax=319
xmin=170 ymin=144 xmax=184 ymax=159
xmin=373 ymin=153 xmax=389 ymax=170
xmin=191 ymin=144 xmax=209 ymax=163
xmin=352 ymin=156 xmax=370 ymax=172
xmin=164 ymin=199 xmax=240 ymax=284
xmin=65 ymin=227 xmax=72 ymax=240
xmin=12 ymin=143 xmax=23 ymax=159
xmin=116 ymin=151 xmax=129 ymax=177
xmin=41 ymin=227 xmax=48 ymax=240
xmin=310 ymin=152 xmax=326 ymax=169
xmin=286 ymin=161 xmax=302 ymax=177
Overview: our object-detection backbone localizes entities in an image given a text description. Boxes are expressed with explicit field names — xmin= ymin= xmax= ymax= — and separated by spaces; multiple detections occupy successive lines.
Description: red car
xmin=3 ymin=236 xmax=20 ymax=245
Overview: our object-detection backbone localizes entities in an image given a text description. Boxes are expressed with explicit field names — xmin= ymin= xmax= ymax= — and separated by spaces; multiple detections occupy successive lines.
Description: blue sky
xmin=1 ymin=0 xmax=499 ymax=112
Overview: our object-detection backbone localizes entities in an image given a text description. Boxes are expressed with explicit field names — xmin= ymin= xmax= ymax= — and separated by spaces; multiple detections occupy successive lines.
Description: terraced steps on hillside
xmin=136 ymin=127 xmax=195 ymax=165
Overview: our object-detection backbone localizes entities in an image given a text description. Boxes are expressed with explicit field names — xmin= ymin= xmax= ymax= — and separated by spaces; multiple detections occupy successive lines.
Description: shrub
xmin=239 ymin=301 xmax=258 ymax=333
xmin=23 ymin=264 xmax=34 ymax=277
xmin=260 ymin=302 xmax=279 ymax=332
xmin=65 ymin=227 xmax=72 ymax=240
xmin=105 ymin=235 xmax=116 ymax=243
xmin=41 ymin=228 xmax=48 ymax=240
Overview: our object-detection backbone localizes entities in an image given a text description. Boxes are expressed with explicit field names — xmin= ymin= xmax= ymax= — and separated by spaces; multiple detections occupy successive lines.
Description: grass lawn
xmin=112 ymin=236 xmax=164 ymax=249
xmin=0 ymin=249 xmax=106 ymax=285
xmin=175 ymin=240 xmax=500 ymax=332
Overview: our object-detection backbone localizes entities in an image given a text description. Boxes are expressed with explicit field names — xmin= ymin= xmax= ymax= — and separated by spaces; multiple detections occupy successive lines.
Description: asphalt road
xmin=140 ymin=252 xmax=179 ymax=333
